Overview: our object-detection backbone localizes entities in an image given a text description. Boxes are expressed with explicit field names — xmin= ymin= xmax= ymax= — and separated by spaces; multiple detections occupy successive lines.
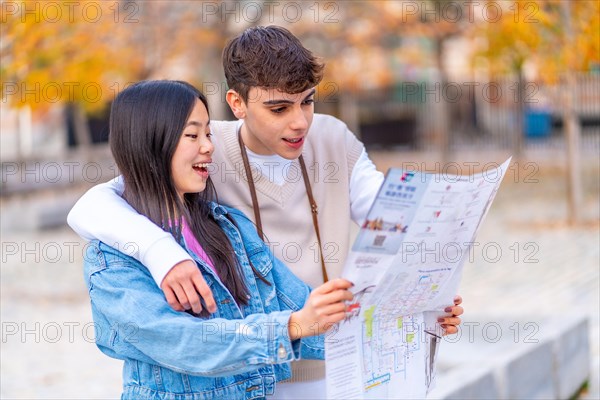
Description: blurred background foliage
xmin=2 ymin=0 xmax=598 ymax=113
xmin=1 ymin=0 xmax=599 ymax=223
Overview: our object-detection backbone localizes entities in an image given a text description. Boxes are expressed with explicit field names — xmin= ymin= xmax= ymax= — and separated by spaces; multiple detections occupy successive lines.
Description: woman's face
xmin=171 ymin=99 xmax=213 ymax=199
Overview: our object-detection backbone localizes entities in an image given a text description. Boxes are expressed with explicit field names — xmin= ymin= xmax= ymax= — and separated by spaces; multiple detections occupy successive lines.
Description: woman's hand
xmin=288 ymin=279 xmax=354 ymax=340
xmin=160 ymin=260 xmax=217 ymax=315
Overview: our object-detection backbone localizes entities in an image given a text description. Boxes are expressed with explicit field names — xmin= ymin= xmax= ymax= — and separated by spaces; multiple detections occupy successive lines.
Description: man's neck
xmin=239 ymin=123 xmax=273 ymax=156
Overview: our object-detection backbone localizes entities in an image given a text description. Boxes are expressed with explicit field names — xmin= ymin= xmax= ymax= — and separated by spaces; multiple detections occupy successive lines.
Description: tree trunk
xmin=72 ymin=103 xmax=92 ymax=148
xmin=203 ymin=56 xmax=228 ymax=121
xmin=562 ymin=2 xmax=583 ymax=224
xmin=435 ymin=37 xmax=451 ymax=165
xmin=514 ymin=69 xmax=525 ymax=160
xmin=339 ymin=92 xmax=361 ymax=139
xmin=17 ymin=105 xmax=33 ymax=159
xmin=563 ymin=73 xmax=583 ymax=224
xmin=65 ymin=102 xmax=92 ymax=159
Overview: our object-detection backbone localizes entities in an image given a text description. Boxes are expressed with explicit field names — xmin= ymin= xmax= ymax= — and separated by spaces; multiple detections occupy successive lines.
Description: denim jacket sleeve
xmin=269 ymin=255 xmax=326 ymax=360
xmin=225 ymin=208 xmax=325 ymax=360
xmin=84 ymin=240 xmax=300 ymax=377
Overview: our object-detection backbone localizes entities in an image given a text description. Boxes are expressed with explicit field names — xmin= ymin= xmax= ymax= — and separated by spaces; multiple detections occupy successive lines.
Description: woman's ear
xmin=226 ymin=90 xmax=246 ymax=119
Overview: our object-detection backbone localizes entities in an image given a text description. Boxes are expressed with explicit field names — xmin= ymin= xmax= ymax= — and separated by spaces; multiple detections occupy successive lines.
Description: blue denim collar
xmin=208 ymin=201 xmax=228 ymax=219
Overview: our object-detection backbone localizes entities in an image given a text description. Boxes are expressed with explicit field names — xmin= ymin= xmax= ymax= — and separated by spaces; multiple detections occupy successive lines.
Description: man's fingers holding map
xmin=440 ymin=296 xmax=463 ymax=336
xmin=444 ymin=305 xmax=464 ymax=316
xmin=439 ymin=316 xmax=462 ymax=336
xmin=453 ymin=295 xmax=463 ymax=306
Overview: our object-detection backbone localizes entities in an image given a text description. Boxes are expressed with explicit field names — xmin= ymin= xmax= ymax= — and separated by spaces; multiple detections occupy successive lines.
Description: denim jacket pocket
xmin=244 ymin=244 xmax=274 ymax=278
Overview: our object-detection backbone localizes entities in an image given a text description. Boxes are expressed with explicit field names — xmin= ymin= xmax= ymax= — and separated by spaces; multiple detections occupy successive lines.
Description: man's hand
xmin=160 ymin=260 xmax=217 ymax=315
xmin=439 ymin=295 xmax=463 ymax=336
xmin=288 ymin=279 xmax=354 ymax=340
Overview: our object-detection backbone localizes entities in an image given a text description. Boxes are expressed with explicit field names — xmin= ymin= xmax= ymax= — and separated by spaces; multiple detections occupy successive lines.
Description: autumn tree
xmin=473 ymin=0 xmax=600 ymax=223
xmin=1 ymin=0 xmax=244 ymax=155
xmin=1 ymin=1 xmax=147 ymax=151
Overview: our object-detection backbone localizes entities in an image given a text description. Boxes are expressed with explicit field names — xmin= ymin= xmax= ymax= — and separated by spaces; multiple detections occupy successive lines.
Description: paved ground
xmin=1 ymin=148 xmax=598 ymax=398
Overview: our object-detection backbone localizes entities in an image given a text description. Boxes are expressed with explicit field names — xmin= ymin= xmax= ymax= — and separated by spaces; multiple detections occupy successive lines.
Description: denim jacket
xmin=83 ymin=203 xmax=325 ymax=399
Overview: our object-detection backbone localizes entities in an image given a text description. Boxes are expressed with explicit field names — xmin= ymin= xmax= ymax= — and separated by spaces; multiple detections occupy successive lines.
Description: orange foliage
xmin=1 ymin=1 xmax=147 ymax=114
xmin=1 ymin=1 xmax=226 ymax=114
xmin=473 ymin=0 xmax=600 ymax=81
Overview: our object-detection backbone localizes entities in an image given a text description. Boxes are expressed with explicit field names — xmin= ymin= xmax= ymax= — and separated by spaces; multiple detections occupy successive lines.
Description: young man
xmin=68 ymin=26 xmax=462 ymax=398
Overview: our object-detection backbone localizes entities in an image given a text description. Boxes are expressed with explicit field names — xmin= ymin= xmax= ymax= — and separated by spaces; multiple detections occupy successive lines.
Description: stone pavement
xmin=1 ymin=227 xmax=123 ymax=398
xmin=1 ymin=149 xmax=598 ymax=398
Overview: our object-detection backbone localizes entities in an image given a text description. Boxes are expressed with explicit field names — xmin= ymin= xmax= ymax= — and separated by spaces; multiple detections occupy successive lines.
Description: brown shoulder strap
xmin=299 ymin=155 xmax=329 ymax=283
xmin=237 ymin=132 xmax=329 ymax=283
xmin=238 ymin=132 xmax=264 ymax=240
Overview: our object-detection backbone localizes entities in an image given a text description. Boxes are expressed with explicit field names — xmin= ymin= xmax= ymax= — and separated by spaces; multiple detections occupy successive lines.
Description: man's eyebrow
xmin=303 ymin=89 xmax=316 ymax=100
xmin=262 ymin=89 xmax=316 ymax=105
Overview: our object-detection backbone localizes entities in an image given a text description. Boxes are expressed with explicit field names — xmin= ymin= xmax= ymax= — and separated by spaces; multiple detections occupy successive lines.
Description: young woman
xmin=83 ymin=80 xmax=353 ymax=399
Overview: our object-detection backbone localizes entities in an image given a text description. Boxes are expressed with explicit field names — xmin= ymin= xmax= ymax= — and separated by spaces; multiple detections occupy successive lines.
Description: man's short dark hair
xmin=222 ymin=25 xmax=324 ymax=102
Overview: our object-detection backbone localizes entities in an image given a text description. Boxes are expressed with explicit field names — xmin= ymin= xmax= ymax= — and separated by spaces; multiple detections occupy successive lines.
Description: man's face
xmin=238 ymin=87 xmax=315 ymax=160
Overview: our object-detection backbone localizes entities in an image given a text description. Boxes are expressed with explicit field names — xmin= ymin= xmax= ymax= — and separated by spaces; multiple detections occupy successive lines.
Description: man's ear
xmin=226 ymin=90 xmax=246 ymax=119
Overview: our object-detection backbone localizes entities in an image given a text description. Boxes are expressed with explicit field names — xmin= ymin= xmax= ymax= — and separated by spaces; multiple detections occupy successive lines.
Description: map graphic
xmin=326 ymin=159 xmax=511 ymax=399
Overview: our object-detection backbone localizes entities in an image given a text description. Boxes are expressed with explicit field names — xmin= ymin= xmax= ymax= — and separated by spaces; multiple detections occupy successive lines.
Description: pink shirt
xmin=181 ymin=219 xmax=217 ymax=276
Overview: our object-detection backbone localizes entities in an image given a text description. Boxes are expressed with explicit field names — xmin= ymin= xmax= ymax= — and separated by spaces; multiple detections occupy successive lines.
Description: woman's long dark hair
xmin=109 ymin=80 xmax=250 ymax=306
